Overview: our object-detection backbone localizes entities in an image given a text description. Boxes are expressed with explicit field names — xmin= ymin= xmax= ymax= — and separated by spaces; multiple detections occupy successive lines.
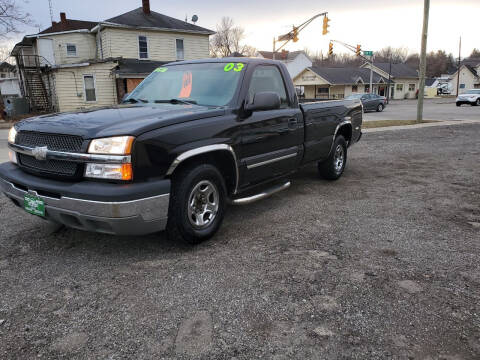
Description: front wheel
xmin=318 ymin=135 xmax=347 ymax=180
xmin=456 ymin=102 xmax=461 ymax=107
xmin=167 ymin=164 xmax=227 ymax=244
xmin=376 ymin=103 xmax=384 ymax=112
xmin=475 ymin=98 xmax=480 ymax=106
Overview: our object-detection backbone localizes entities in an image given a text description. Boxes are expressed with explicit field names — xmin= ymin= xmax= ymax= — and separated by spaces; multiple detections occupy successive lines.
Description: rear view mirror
xmin=245 ymin=92 xmax=281 ymax=112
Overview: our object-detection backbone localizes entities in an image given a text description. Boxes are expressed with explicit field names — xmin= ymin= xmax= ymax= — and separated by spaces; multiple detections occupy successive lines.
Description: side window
xmin=176 ymin=39 xmax=184 ymax=60
xmin=66 ymin=43 xmax=77 ymax=57
xmin=248 ymin=65 xmax=288 ymax=108
xmin=83 ymin=75 xmax=96 ymax=102
xmin=138 ymin=36 xmax=148 ymax=59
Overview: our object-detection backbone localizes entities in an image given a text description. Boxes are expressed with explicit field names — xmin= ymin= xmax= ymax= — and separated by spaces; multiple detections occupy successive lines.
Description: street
xmin=364 ymin=98 xmax=480 ymax=121
xmin=0 ymin=123 xmax=479 ymax=359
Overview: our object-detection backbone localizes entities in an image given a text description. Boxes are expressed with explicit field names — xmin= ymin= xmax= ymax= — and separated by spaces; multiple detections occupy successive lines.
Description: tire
xmin=167 ymin=164 xmax=227 ymax=245
xmin=376 ymin=103 xmax=384 ymax=112
xmin=476 ymin=98 xmax=480 ymax=106
xmin=318 ymin=135 xmax=347 ymax=181
xmin=456 ymin=102 xmax=461 ymax=107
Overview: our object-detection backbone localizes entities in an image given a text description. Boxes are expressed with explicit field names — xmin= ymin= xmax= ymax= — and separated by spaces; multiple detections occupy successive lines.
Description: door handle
xmin=288 ymin=118 xmax=298 ymax=128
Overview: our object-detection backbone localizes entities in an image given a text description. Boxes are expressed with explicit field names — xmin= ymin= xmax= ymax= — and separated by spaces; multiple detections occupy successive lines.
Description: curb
xmin=364 ymin=120 xmax=480 ymax=133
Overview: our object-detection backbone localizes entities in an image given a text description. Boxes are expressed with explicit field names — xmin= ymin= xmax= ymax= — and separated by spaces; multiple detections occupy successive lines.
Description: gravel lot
xmin=0 ymin=124 xmax=479 ymax=359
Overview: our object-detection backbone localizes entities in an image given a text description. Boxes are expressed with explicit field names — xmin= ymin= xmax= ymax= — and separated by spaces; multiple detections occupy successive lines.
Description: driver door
xmin=239 ymin=65 xmax=303 ymax=187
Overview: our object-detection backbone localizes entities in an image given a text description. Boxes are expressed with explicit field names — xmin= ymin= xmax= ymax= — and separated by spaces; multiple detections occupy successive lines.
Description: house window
xmin=176 ymin=39 xmax=184 ymax=60
xmin=352 ymin=85 xmax=358 ymax=93
xmin=0 ymin=73 xmax=5 ymax=78
xmin=459 ymin=84 xmax=465 ymax=89
xmin=474 ymin=84 xmax=480 ymax=89
xmin=138 ymin=36 xmax=148 ymax=59
xmin=66 ymin=43 xmax=77 ymax=57
xmin=364 ymin=84 xmax=370 ymax=93
xmin=409 ymin=84 xmax=416 ymax=92
xmin=396 ymin=83 xmax=404 ymax=91
xmin=83 ymin=75 xmax=96 ymax=102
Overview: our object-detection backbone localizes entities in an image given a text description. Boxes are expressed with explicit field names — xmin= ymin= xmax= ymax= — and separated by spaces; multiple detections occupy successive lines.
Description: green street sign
xmin=363 ymin=51 xmax=373 ymax=56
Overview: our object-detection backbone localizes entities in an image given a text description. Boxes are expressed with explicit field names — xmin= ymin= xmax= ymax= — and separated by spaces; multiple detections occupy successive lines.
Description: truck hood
xmin=15 ymin=104 xmax=226 ymax=139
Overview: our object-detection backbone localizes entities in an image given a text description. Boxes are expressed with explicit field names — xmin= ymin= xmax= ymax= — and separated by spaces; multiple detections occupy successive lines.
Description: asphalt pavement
xmin=364 ymin=98 xmax=480 ymax=121
xmin=0 ymin=123 xmax=479 ymax=359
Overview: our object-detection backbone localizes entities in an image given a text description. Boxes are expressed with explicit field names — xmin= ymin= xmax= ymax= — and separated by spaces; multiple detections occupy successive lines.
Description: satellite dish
xmin=191 ymin=15 xmax=198 ymax=24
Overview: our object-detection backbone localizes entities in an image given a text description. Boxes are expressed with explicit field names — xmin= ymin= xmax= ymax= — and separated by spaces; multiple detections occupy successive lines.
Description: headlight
xmin=88 ymin=136 xmax=134 ymax=155
xmin=8 ymin=127 xmax=17 ymax=144
xmin=85 ymin=136 xmax=135 ymax=181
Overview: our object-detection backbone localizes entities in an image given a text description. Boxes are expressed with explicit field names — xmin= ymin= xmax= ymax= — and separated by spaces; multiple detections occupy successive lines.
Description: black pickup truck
xmin=0 ymin=58 xmax=362 ymax=244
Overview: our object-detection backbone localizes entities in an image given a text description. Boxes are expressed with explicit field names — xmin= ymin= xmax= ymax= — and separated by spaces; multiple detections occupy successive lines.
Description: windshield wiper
xmin=154 ymin=98 xmax=197 ymax=105
xmin=123 ymin=98 xmax=148 ymax=104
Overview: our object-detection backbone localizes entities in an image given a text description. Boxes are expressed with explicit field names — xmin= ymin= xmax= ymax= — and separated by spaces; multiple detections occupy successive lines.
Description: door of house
xmin=37 ymin=39 xmax=55 ymax=66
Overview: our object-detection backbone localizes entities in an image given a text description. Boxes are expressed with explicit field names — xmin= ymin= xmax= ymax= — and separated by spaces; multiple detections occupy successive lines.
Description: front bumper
xmin=0 ymin=162 xmax=170 ymax=236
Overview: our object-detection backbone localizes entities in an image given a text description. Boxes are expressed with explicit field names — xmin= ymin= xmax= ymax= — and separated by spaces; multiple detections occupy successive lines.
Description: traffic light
xmin=322 ymin=16 xmax=330 ymax=35
xmin=356 ymin=44 xmax=362 ymax=56
xmin=328 ymin=42 xmax=334 ymax=56
xmin=292 ymin=27 xmax=299 ymax=42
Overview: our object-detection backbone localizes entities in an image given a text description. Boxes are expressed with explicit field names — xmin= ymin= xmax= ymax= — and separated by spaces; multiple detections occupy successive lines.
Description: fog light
xmin=8 ymin=150 xmax=17 ymax=164
xmin=85 ymin=163 xmax=133 ymax=181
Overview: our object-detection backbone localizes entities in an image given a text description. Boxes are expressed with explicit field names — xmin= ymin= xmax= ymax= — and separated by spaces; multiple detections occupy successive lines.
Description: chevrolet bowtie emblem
xmin=32 ymin=146 xmax=48 ymax=161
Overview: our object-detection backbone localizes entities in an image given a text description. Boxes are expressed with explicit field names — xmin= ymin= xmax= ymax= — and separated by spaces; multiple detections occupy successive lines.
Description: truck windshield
xmin=126 ymin=62 xmax=245 ymax=107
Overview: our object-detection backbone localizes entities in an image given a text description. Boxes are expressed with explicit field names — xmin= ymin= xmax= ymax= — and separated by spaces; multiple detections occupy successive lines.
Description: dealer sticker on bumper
xmin=24 ymin=194 xmax=45 ymax=217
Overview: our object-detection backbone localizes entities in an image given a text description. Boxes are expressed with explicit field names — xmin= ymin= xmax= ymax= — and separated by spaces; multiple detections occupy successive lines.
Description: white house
xmin=449 ymin=59 xmax=480 ymax=95
xmin=256 ymin=50 xmax=312 ymax=79
xmin=0 ymin=62 xmax=21 ymax=98
xmin=11 ymin=0 xmax=214 ymax=113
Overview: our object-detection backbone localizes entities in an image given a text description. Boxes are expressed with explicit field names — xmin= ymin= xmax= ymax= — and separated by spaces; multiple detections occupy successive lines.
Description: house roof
xmin=258 ymin=50 xmax=305 ymax=61
xmin=105 ymin=7 xmax=214 ymax=34
xmin=425 ymin=78 xmax=436 ymax=87
xmin=370 ymin=62 xmax=418 ymax=78
xmin=308 ymin=67 xmax=386 ymax=85
xmin=115 ymin=58 xmax=168 ymax=76
xmin=0 ymin=62 xmax=16 ymax=72
xmin=38 ymin=19 xmax=97 ymax=34
xmin=465 ymin=64 xmax=478 ymax=77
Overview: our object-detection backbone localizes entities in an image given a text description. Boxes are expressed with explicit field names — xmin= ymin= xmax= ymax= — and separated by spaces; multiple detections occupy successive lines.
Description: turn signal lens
xmin=8 ymin=127 xmax=17 ymax=144
xmin=8 ymin=150 xmax=17 ymax=164
xmin=85 ymin=163 xmax=133 ymax=181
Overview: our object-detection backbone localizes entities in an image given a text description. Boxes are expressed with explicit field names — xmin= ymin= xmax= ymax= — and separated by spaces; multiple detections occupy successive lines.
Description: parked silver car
xmin=345 ymin=93 xmax=386 ymax=112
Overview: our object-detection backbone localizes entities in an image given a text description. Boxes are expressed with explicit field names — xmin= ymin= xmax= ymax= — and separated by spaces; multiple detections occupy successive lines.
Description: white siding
xmin=49 ymin=32 xmax=97 ymax=64
xmin=53 ymin=62 xmax=117 ymax=112
xmin=99 ymin=27 xmax=209 ymax=61
xmin=450 ymin=66 xmax=479 ymax=95
xmin=285 ymin=53 xmax=312 ymax=79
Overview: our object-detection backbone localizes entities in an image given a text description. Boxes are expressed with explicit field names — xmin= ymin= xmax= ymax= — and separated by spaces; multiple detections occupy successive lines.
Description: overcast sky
xmin=9 ymin=0 xmax=479 ymax=58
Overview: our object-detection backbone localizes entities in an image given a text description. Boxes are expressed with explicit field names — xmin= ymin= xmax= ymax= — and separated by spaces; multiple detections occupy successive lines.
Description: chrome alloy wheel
xmin=187 ymin=180 xmax=219 ymax=229
xmin=334 ymin=144 xmax=345 ymax=173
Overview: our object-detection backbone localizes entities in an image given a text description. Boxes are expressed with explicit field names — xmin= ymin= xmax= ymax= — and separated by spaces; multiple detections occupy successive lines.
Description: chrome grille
xmin=18 ymin=154 xmax=78 ymax=176
xmin=15 ymin=131 xmax=84 ymax=178
xmin=16 ymin=131 xmax=83 ymax=152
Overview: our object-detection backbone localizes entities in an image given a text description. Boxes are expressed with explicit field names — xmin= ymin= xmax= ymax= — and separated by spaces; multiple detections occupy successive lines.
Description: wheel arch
xmin=166 ymin=145 xmax=239 ymax=195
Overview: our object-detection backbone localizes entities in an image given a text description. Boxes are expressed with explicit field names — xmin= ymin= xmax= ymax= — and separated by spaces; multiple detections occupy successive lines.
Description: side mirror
xmin=245 ymin=92 xmax=281 ymax=112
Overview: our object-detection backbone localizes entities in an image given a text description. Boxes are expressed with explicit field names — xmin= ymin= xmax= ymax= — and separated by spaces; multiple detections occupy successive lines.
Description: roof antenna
xmin=48 ymin=0 xmax=54 ymax=24
xmin=191 ymin=15 xmax=198 ymax=24
xmin=185 ymin=14 xmax=188 ymax=22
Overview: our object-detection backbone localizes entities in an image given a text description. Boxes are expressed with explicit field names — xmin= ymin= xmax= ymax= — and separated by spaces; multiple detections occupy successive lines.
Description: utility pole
xmin=416 ymin=0 xmax=430 ymax=122
xmin=272 ymin=37 xmax=276 ymax=60
xmin=369 ymin=55 xmax=373 ymax=93
xmin=386 ymin=55 xmax=392 ymax=103
xmin=456 ymin=37 xmax=461 ymax=96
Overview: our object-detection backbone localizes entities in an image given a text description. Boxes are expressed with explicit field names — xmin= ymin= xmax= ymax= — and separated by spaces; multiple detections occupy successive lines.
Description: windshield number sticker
xmin=154 ymin=67 xmax=168 ymax=73
xmin=224 ymin=63 xmax=244 ymax=72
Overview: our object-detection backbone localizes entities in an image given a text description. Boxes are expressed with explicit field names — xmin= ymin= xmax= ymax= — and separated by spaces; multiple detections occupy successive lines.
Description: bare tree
xmin=0 ymin=0 xmax=34 ymax=38
xmin=0 ymin=43 xmax=14 ymax=62
xmin=210 ymin=17 xmax=256 ymax=57
xmin=373 ymin=47 xmax=408 ymax=63
xmin=470 ymin=48 xmax=480 ymax=58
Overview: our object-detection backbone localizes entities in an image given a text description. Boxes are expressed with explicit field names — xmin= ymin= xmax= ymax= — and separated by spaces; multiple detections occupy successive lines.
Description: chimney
xmin=142 ymin=0 xmax=151 ymax=15
xmin=60 ymin=12 xmax=67 ymax=30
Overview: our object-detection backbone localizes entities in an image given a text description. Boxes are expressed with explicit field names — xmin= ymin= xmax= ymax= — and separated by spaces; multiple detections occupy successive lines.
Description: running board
xmin=231 ymin=181 xmax=291 ymax=205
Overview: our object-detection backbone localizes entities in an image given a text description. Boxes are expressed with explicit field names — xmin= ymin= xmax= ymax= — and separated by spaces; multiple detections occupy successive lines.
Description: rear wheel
xmin=318 ymin=135 xmax=347 ymax=180
xmin=376 ymin=103 xmax=384 ymax=112
xmin=167 ymin=164 xmax=227 ymax=244
xmin=476 ymin=98 xmax=480 ymax=106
